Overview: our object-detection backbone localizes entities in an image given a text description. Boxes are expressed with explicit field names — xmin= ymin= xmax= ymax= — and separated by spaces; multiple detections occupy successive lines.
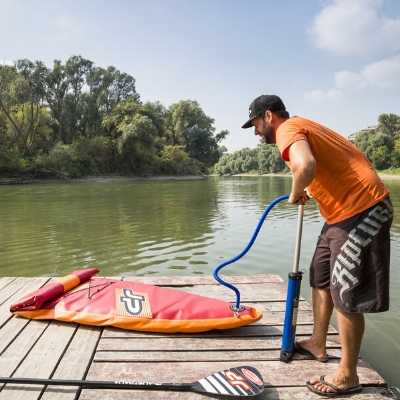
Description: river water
xmin=0 ymin=176 xmax=399 ymax=387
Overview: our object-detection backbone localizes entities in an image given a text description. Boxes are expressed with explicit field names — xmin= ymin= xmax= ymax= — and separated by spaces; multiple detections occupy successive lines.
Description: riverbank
xmin=0 ymin=174 xmax=206 ymax=185
xmin=379 ymin=173 xmax=400 ymax=180
xmin=2 ymin=171 xmax=399 ymax=185
xmin=231 ymin=172 xmax=291 ymax=178
xmin=231 ymin=172 xmax=400 ymax=180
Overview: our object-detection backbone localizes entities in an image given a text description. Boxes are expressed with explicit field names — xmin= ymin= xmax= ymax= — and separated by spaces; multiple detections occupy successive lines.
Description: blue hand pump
xmin=280 ymin=203 xmax=304 ymax=362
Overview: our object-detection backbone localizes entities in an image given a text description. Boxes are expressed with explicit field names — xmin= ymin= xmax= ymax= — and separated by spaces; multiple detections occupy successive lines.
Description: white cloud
xmin=310 ymin=0 xmax=400 ymax=56
xmin=334 ymin=70 xmax=366 ymax=90
xmin=362 ymin=54 xmax=400 ymax=87
xmin=305 ymin=54 xmax=400 ymax=100
xmin=304 ymin=88 xmax=342 ymax=102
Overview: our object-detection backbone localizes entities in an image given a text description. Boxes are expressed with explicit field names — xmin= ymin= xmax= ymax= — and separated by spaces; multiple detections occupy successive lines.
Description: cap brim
xmin=241 ymin=118 xmax=253 ymax=129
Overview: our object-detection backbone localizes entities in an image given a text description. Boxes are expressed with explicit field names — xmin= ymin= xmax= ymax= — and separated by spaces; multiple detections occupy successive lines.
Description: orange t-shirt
xmin=276 ymin=116 xmax=389 ymax=224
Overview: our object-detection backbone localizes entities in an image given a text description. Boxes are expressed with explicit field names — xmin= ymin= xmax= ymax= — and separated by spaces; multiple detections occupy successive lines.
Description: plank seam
xmin=74 ymin=327 xmax=104 ymax=400
xmin=0 ymin=277 xmax=51 ymax=307
xmin=0 ymin=277 xmax=17 ymax=293
xmin=98 ymin=332 xmax=339 ymax=340
xmin=154 ymin=282 xmax=284 ymax=287
xmin=95 ymin=346 xmax=342 ymax=353
xmin=0 ymin=314 xmax=14 ymax=331
xmin=99 ymin=331 xmax=338 ymax=339
xmin=93 ymin=357 xmax=343 ymax=363
xmin=0 ymin=321 xmax=51 ymax=392
xmin=0 ymin=318 xmax=32 ymax=356
xmin=0 ymin=279 xmax=52 ymax=356
xmin=0 ymin=279 xmax=38 ymax=306
xmin=37 ymin=323 xmax=80 ymax=400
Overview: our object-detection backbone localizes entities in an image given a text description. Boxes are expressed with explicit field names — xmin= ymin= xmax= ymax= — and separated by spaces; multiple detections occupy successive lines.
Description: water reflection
xmin=0 ymin=179 xmax=222 ymax=276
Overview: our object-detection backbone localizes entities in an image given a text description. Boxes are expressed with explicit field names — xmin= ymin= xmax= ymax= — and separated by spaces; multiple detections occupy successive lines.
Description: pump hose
xmin=213 ymin=194 xmax=289 ymax=310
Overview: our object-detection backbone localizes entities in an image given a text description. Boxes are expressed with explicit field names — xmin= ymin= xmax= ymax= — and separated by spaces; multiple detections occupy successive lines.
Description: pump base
xmin=280 ymin=350 xmax=294 ymax=363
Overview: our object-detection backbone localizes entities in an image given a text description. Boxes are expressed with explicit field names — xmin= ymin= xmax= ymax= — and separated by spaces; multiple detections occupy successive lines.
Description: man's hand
xmin=288 ymin=190 xmax=309 ymax=205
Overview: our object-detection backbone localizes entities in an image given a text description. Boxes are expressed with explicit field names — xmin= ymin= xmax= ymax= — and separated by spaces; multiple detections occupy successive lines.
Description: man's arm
xmin=287 ymin=139 xmax=316 ymax=204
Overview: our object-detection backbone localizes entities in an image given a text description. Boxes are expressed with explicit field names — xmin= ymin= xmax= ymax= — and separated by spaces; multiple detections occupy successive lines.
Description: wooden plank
xmin=258 ymin=301 xmax=312 ymax=312
xmin=0 ymin=277 xmax=16 ymax=292
xmin=96 ymin=335 xmax=340 ymax=352
xmin=162 ymin=283 xmax=289 ymax=302
xmin=101 ymin=323 xmax=337 ymax=339
xmin=0 ymin=320 xmax=50 ymax=376
xmin=80 ymin=359 xmax=385 ymax=400
xmin=0 ymin=321 xmax=77 ymax=400
xmin=79 ymin=386 xmax=389 ymax=400
xmin=125 ymin=274 xmax=284 ymax=285
xmin=0 ymin=278 xmax=31 ymax=305
xmin=253 ymin=307 xmax=316 ymax=325
xmin=262 ymin=387 xmax=390 ymax=400
xmin=0 ymin=318 xmax=32 ymax=354
xmin=0 ymin=278 xmax=49 ymax=329
xmin=94 ymin=348 xmax=343 ymax=362
xmin=0 ymin=278 xmax=50 ymax=352
xmin=40 ymin=325 xmax=101 ymax=400
xmin=242 ymin=303 xmax=317 ymax=324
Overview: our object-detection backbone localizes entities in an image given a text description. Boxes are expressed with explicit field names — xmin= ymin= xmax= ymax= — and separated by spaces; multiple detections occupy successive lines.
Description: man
xmin=242 ymin=95 xmax=392 ymax=397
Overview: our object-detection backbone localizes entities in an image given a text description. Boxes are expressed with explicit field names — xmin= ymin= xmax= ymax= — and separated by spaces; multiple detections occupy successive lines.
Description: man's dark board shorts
xmin=310 ymin=197 xmax=393 ymax=313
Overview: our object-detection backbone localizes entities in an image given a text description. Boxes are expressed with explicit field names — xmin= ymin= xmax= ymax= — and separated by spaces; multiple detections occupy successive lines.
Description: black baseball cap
xmin=241 ymin=95 xmax=286 ymax=129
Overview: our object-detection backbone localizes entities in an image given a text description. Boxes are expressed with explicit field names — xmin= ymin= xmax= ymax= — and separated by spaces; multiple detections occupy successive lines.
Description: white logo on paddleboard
xmin=120 ymin=289 xmax=145 ymax=315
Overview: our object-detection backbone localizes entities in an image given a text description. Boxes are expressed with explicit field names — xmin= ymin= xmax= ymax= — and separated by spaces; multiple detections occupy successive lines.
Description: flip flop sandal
xmin=295 ymin=342 xmax=329 ymax=363
xmin=306 ymin=375 xmax=362 ymax=397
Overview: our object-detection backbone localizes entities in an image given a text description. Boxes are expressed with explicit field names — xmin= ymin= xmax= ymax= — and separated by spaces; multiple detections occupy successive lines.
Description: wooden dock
xmin=0 ymin=274 xmax=394 ymax=399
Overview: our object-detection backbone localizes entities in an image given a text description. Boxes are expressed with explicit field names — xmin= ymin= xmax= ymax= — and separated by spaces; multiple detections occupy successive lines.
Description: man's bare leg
xmin=309 ymin=309 xmax=364 ymax=394
xmin=296 ymin=287 xmax=333 ymax=359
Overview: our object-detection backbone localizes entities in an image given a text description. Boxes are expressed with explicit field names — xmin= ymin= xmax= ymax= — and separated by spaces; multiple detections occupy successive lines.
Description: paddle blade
xmin=191 ymin=366 xmax=264 ymax=398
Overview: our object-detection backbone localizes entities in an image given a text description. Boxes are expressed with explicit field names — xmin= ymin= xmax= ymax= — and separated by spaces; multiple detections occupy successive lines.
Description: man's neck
xmin=273 ymin=116 xmax=289 ymax=131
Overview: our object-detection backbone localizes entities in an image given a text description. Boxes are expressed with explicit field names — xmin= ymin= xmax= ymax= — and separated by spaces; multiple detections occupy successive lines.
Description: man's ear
xmin=265 ymin=110 xmax=273 ymax=123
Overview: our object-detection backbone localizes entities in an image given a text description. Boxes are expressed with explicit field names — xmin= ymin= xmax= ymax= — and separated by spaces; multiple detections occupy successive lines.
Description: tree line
xmin=350 ymin=113 xmax=400 ymax=170
xmin=1 ymin=56 xmax=398 ymax=178
xmin=213 ymin=145 xmax=286 ymax=175
xmin=213 ymin=113 xmax=400 ymax=175
xmin=0 ymin=56 xmax=228 ymax=178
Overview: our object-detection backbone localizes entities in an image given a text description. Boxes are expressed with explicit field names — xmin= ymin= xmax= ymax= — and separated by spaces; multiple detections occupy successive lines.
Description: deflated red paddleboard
xmin=10 ymin=269 xmax=262 ymax=333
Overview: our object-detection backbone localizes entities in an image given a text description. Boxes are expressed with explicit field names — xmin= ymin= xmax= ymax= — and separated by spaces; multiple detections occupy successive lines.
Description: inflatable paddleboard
xmin=11 ymin=269 xmax=262 ymax=333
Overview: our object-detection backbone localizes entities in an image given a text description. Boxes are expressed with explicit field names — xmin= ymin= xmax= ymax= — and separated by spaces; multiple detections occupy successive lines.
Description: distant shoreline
xmin=1 ymin=171 xmax=398 ymax=185
xmin=0 ymin=175 xmax=206 ymax=185
xmin=231 ymin=173 xmax=291 ymax=178
xmin=378 ymin=173 xmax=400 ymax=180
xmin=231 ymin=172 xmax=400 ymax=180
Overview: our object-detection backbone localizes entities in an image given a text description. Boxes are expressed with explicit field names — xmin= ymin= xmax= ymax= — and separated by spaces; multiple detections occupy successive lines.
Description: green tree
xmin=117 ymin=114 xmax=159 ymax=173
xmin=83 ymin=65 xmax=139 ymax=137
xmin=0 ymin=62 xmax=48 ymax=154
xmin=166 ymin=100 xmax=228 ymax=166
xmin=0 ymin=56 xmax=228 ymax=178
xmin=352 ymin=113 xmax=400 ymax=170
xmin=213 ymin=145 xmax=285 ymax=175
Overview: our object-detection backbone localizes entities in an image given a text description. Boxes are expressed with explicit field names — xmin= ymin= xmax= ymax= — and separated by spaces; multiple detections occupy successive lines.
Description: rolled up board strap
xmin=10 ymin=268 xmax=99 ymax=312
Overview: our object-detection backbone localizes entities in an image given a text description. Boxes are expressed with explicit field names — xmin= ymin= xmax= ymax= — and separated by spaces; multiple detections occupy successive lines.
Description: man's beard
xmin=262 ymin=125 xmax=275 ymax=144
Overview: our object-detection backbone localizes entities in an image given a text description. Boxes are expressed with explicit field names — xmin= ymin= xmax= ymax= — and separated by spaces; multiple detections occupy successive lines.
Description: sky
xmin=1 ymin=0 xmax=400 ymax=152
